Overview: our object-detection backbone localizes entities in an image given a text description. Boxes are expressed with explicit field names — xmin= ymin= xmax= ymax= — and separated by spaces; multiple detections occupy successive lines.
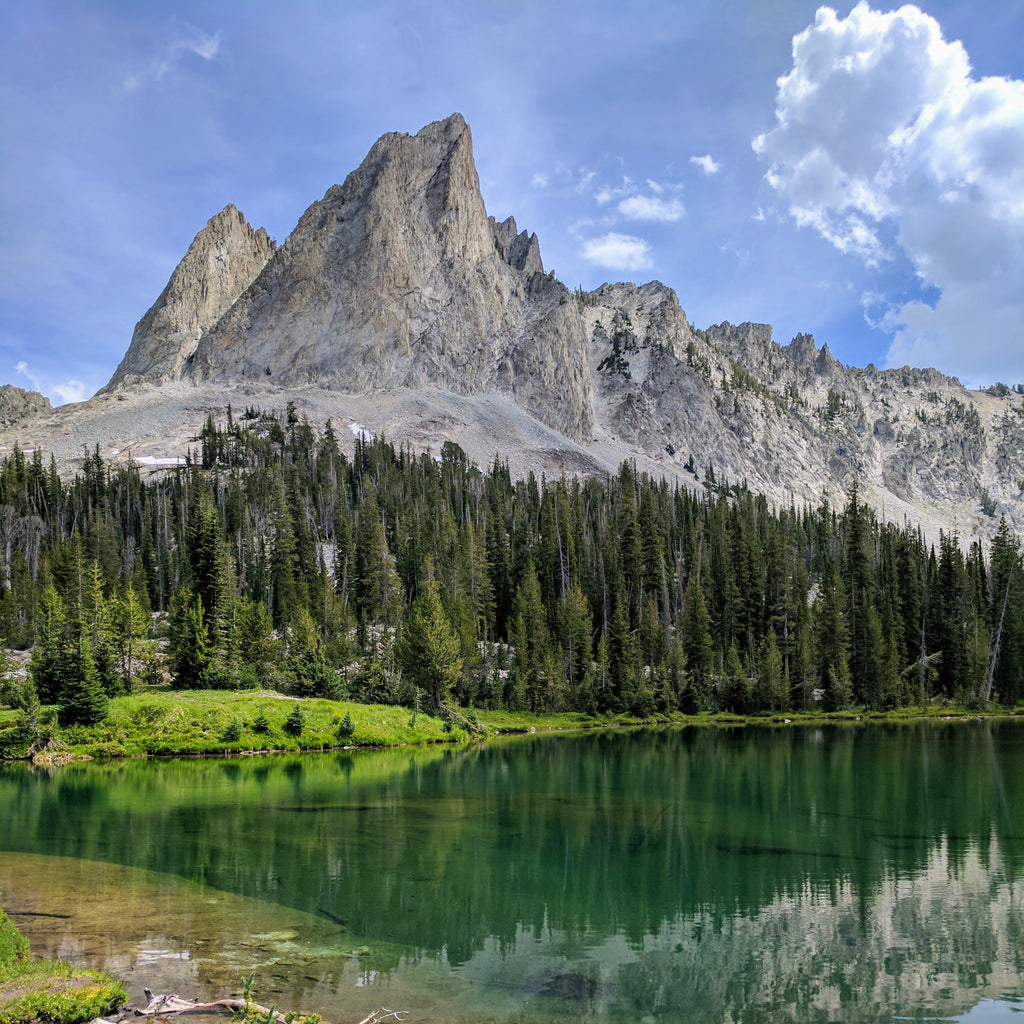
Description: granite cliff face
xmin=81 ymin=113 xmax=1024 ymax=538
xmin=103 ymin=205 xmax=276 ymax=391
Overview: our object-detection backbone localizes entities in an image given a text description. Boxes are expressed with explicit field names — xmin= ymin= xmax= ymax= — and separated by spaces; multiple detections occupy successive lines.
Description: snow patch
xmin=136 ymin=456 xmax=188 ymax=466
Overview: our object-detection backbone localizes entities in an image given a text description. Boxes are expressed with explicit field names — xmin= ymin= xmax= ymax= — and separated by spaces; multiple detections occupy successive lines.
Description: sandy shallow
xmin=0 ymin=851 xmax=487 ymax=1024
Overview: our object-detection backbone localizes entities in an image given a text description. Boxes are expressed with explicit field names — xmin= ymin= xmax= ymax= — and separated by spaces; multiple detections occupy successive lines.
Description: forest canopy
xmin=0 ymin=405 xmax=1021 ymax=733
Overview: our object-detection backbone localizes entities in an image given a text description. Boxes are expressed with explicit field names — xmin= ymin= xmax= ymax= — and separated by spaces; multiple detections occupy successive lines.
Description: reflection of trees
xmin=0 ymin=723 xmax=1023 ymax=1021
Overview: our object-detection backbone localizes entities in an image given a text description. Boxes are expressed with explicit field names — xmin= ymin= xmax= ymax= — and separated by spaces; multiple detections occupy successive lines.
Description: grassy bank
xmin=0 ymin=900 xmax=125 ymax=1024
xmin=4 ymin=689 xmax=1022 ymax=762
xmin=14 ymin=690 xmax=478 ymax=759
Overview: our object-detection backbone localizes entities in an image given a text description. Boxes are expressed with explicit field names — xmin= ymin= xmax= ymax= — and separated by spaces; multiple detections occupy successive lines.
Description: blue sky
xmin=2 ymin=1 xmax=1023 ymax=404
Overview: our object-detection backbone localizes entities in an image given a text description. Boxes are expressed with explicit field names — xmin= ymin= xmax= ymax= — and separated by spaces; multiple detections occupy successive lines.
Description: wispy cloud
xmin=580 ymin=232 xmax=652 ymax=271
xmin=124 ymin=24 xmax=222 ymax=91
xmin=17 ymin=361 xmax=87 ymax=406
xmin=594 ymin=177 xmax=634 ymax=205
xmin=689 ymin=154 xmax=721 ymax=175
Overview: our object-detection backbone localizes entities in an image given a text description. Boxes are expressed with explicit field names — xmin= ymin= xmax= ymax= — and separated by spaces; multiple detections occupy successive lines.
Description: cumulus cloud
xmin=580 ymin=232 xmax=653 ymax=271
xmin=618 ymin=195 xmax=685 ymax=221
xmin=754 ymin=2 xmax=1024 ymax=384
xmin=16 ymin=361 xmax=86 ymax=406
xmin=689 ymin=154 xmax=721 ymax=175
xmin=124 ymin=24 xmax=221 ymax=91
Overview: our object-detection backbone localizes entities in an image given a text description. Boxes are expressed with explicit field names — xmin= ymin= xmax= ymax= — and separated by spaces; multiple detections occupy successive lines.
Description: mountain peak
xmin=177 ymin=114 xmax=593 ymax=440
xmin=102 ymin=205 xmax=275 ymax=392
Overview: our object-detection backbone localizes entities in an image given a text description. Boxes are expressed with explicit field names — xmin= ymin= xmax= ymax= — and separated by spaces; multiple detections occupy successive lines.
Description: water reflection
xmin=0 ymin=721 xmax=1022 ymax=1023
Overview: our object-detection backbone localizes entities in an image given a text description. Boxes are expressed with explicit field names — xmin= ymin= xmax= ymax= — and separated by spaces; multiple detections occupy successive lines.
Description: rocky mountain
xmin=150 ymin=114 xmax=592 ymax=443
xmin=8 ymin=114 xmax=1024 ymax=540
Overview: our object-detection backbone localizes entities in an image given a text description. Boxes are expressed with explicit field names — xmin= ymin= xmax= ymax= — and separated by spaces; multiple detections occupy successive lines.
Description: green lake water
xmin=1 ymin=721 xmax=1023 ymax=1023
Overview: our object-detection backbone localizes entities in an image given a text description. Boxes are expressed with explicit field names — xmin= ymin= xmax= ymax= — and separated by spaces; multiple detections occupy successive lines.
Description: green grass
xmin=473 ymin=708 xmax=604 ymax=733
xmin=48 ymin=690 xmax=472 ymax=758
xmin=0 ymin=901 xmax=125 ymax=1024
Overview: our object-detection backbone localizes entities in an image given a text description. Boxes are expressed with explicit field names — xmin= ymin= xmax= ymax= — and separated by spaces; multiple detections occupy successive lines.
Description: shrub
xmin=220 ymin=720 xmax=242 ymax=743
xmin=0 ymin=905 xmax=30 ymax=966
xmin=336 ymin=712 xmax=354 ymax=740
xmin=283 ymin=704 xmax=305 ymax=737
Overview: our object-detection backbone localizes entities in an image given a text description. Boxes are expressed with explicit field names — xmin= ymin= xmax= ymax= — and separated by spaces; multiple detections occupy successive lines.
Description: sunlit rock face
xmin=180 ymin=114 xmax=593 ymax=443
xmin=103 ymin=205 xmax=276 ymax=391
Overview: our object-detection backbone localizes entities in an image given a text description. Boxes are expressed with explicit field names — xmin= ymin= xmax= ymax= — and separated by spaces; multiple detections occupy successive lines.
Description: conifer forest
xmin=0 ymin=405 xmax=1022 ymax=727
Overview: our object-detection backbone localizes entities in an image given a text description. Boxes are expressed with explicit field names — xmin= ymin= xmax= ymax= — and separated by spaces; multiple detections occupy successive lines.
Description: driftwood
xmin=92 ymin=991 xmax=408 ymax=1024
xmin=135 ymin=990 xmax=287 ymax=1022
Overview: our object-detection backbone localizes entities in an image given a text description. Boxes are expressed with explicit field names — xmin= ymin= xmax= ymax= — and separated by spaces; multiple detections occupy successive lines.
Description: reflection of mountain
xmin=452 ymin=842 xmax=1024 ymax=1023
xmin=1 ymin=723 xmax=1022 ymax=1022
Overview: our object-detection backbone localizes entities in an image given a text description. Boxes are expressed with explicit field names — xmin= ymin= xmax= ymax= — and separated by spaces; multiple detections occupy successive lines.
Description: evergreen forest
xmin=0 ymin=404 xmax=1022 ymax=732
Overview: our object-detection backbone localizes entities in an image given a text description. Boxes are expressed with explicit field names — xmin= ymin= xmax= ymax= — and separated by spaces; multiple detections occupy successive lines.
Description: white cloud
xmin=124 ymin=24 xmax=221 ymax=91
xmin=16 ymin=361 xmax=87 ymax=406
xmin=689 ymin=154 xmax=721 ymax=175
xmin=530 ymin=172 xmax=549 ymax=188
xmin=617 ymin=195 xmax=685 ymax=222
xmin=580 ymin=232 xmax=653 ymax=271
xmin=50 ymin=380 xmax=88 ymax=405
xmin=754 ymin=1 xmax=1024 ymax=384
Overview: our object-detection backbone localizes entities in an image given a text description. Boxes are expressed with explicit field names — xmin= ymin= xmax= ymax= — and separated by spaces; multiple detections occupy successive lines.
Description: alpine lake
xmin=1 ymin=721 xmax=1022 ymax=1024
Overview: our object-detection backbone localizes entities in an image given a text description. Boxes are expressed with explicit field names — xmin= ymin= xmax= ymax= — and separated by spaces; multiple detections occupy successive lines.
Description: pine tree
xmin=608 ymin=601 xmax=638 ymax=712
xmin=110 ymin=581 xmax=156 ymax=692
xmin=815 ymin=561 xmax=851 ymax=710
xmin=509 ymin=563 xmax=554 ymax=711
xmin=561 ymin=582 xmax=593 ymax=704
xmin=986 ymin=518 xmax=1024 ymax=704
xmin=30 ymin=584 xmax=67 ymax=704
xmin=682 ymin=574 xmax=714 ymax=709
xmin=755 ymin=628 xmax=787 ymax=712
xmin=168 ymin=589 xmax=214 ymax=689
xmin=283 ymin=702 xmax=305 ymax=736
xmin=233 ymin=595 xmax=279 ymax=686
xmin=396 ymin=564 xmax=462 ymax=713
xmin=286 ymin=607 xmax=341 ymax=699
xmin=56 ymin=636 xmax=109 ymax=726
xmin=189 ymin=490 xmax=227 ymax=623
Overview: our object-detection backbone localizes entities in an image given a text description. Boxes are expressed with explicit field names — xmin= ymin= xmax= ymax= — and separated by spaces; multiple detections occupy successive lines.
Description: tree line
xmin=0 ymin=404 xmax=1021 ymax=731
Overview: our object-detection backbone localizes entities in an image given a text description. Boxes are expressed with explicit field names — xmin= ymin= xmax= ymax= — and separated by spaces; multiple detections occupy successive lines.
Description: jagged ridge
xmin=92 ymin=113 xmax=1024 ymax=539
